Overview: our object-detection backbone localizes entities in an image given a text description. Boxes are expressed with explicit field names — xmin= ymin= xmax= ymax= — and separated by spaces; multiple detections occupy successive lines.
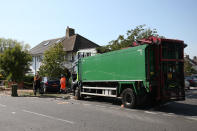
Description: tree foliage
xmin=184 ymin=59 xmax=197 ymax=76
xmin=0 ymin=38 xmax=30 ymax=53
xmin=39 ymin=43 xmax=68 ymax=78
xmin=0 ymin=39 xmax=32 ymax=82
xmin=97 ymin=25 xmax=163 ymax=53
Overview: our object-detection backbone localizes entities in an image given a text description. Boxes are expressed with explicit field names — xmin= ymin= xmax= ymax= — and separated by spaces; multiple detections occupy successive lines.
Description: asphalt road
xmin=0 ymin=89 xmax=197 ymax=131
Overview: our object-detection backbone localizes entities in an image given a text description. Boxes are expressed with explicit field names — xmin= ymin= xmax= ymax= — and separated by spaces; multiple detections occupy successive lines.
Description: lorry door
xmin=160 ymin=41 xmax=185 ymax=101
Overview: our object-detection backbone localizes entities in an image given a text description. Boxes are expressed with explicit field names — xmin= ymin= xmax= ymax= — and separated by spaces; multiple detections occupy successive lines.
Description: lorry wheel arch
xmin=121 ymin=88 xmax=136 ymax=108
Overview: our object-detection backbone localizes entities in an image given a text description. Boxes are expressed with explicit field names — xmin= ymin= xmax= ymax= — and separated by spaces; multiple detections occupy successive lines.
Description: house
xmin=184 ymin=54 xmax=197 ymax=71
xmin=29 ymin=27 xmax=100 ymax=74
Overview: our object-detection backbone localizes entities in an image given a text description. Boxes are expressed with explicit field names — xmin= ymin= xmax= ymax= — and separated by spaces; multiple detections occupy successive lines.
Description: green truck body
xmin=73 ymin=37 xmax=185 ymax=108
xmin=78 ymin=45 xmax=147 ymax=82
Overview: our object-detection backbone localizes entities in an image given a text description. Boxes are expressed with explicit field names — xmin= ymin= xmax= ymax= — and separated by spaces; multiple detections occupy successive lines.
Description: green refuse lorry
xmin=72 ymin=37 xmax=186 ymax=108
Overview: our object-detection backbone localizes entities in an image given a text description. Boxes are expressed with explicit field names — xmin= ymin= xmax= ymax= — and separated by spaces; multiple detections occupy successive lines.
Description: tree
xmin=184 ymin=59 xmax=197 ymax=76
xmin=184 ymin=60 xmax=192 ymax=76
xmin=0 ymin=42 xmax=32 ymax=82
xmin=39 ymin=43 xmax=68 ymax=78
xmin=0 ymin=69 xmax=4 ymax=80
xmin=97 ymin=25 xmax=164 ymax=53
xmin=0 ymin=38 xmax=30 ymax=53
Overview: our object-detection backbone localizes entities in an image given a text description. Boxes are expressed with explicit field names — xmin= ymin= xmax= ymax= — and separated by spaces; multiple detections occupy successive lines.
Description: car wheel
xmin=39 ymin=87 xmax=44 ymax=94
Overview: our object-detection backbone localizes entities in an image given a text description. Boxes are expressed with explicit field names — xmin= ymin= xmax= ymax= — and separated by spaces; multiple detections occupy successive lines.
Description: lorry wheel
xmin=74 ymin=87 xmax=81 ymax=100
xmin=121 ymin=88 xmax=136 ymax=108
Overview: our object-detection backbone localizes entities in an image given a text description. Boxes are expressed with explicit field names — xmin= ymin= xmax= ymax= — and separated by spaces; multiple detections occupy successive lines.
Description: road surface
xmin=0 ymin=89 xmax=197 ymax=131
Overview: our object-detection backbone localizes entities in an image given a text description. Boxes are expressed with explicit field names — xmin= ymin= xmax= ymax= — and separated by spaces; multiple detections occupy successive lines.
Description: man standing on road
xmin=60 ymin=75 xmax=66 ymax=93
xmin=33 ymin=73 xmax=41 ymax=95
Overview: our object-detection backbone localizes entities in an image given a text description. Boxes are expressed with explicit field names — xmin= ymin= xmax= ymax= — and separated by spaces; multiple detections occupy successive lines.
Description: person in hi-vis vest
xmin=60 ymin=75 xmax=66 ymax=93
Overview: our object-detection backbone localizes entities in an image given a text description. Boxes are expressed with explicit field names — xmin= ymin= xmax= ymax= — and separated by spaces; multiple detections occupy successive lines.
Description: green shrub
xmin=24 ymin=75 xmax=34 ymax=83
xmin=23 ymin=75 xmax=34 ymax=89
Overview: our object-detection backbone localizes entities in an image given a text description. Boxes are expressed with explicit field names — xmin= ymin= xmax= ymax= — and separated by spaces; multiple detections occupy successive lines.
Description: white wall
xmin=78 ymin=48 xmax=97 ymax=55
xmin=30 ymin=48 xmax=98 ymax=75
xmin=64 ymin=52 xmax=73 ymax=70
xmin=30 ymin=55 xmax=42 ymax=75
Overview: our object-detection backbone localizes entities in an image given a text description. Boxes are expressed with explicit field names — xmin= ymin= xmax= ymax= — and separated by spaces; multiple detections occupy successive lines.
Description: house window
xmin=77 ymin=52 xmax=92 ymax=59
xmin=78 ymin=52 xmax=83 ymax=59
xmin=38 ymin=56 xmax=42 ymax=62
xmin=86 ymin=52 xmax=91 ymax=57
xmin=37 ymin=56 xmax=39 ymax=62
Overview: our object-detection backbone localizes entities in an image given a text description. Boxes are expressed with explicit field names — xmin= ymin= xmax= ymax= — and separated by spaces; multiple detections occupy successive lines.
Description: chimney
xmin=66 ymin=26 xmax=75 ymax=38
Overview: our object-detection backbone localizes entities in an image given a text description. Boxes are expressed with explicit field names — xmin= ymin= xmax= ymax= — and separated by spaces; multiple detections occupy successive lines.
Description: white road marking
xmin=167 ymin=113 xmax=175 ymax=115
xmin=95 ymin=105 xmax=106 ymax=108
xmin=83 ymin=103 xmax=91 ymax=106
xmin=108 ymin=107 xmax=120 ymax=110
xmin=144 ymin=111 xmax=158 ymax=115
xmin=57 ymin=102 xmax=69 ymax=104
xmin=162 ymin=113 xmax=175 ymax=117
xmin=0 ymin=104 xmax=6 ymax=107
xmin=186 ymin=117 xmax=197 ymax=121
xmin=12 ymin=112 xmax=16 ymax=114
xmin=124 ymin=108 xmax=131 ymax=111
xmin=22 ymin=109 xmax=74 ymax=124
xmin=124 ymin=108 xmax=137 ymax=111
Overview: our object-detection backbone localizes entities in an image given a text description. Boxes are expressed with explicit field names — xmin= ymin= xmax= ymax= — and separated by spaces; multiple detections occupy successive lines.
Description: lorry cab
xmin=71 ymin=49 xmax=97 ymax=92
xmin=72 ymin=49 xmax=97 ymax=75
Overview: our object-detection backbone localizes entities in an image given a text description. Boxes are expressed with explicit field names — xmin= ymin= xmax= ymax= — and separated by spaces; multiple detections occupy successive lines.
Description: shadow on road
xmin=185 ymin=89 xmax=197 ymax=99
xmin=155 ymin=102 xmax=197 ymax=117
xmin=153 ymin=89 xmax=197 ymax=116
xmin=82 ymin=97 xmax=122 ymax=106
xmin=81 ymin=90 xmax=197 ymax=117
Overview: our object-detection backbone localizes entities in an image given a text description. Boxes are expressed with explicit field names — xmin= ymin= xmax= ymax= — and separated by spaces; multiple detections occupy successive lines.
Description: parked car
xmin=185 ymin=79 xmax=190 ymax=90
xmin=192 ymin=74 xmax=197 ymax=79
xmin=185 ymin=75 xmax=197 ymax=87
xmin=41 ymin=77 xmax=60 ymax=93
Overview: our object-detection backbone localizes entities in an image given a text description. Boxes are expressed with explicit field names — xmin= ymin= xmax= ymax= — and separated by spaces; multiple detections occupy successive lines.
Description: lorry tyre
xmin=121 ymin=88 xmax=136 ymax=108
xmin=74 ymin=87 xmax=81 ymax=100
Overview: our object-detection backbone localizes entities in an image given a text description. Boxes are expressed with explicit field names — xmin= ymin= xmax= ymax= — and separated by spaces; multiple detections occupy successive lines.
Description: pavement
xmin=0 ymin=89 xmax=197 ymax=131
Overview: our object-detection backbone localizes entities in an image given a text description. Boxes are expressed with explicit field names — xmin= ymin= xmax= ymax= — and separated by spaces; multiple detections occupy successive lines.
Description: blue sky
xmin=0 ymin=0 xmax=196 ymax=57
